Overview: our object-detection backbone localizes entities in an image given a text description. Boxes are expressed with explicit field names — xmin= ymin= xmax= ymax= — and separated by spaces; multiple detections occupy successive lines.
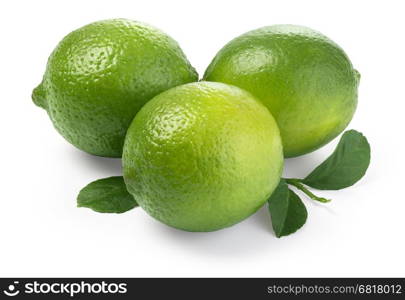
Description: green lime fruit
xmin=123 ymin=81 xmax=283 ymax=231
xmin=32 ymin=19 xmax=198 ymax=157
xmin=204 ymin=25 xmax=360 ymax=157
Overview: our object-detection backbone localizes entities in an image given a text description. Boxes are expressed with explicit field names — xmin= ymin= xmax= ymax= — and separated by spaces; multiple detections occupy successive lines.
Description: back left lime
xmin=32 ymin=19 xmax=198 ymax=157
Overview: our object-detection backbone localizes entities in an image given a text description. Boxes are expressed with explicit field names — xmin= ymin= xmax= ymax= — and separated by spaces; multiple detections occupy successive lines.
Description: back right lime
xmin=204 ymin=24 xmax=359 ymax=157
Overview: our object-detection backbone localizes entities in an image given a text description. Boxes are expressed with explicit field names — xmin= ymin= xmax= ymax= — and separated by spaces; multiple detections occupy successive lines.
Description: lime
xmin=204 ymin=25 xmax=360 ymax=157
xmin=123 ymin=81 xmax=283 ymax=231
xmin=33 ymin=19 xmax=198 ymax=157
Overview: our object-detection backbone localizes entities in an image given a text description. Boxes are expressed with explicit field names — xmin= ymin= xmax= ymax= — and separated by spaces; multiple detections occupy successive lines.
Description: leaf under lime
xmin=268 ymin=179 xmax=308 ymax=238
xmin=77 ymin=176 xmax=138 ymax=213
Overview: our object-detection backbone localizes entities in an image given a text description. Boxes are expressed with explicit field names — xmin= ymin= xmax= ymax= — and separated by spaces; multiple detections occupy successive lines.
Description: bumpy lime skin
xmin=123 ymin=82 xmax=284 ymax=232
xmin=32 ymin=19 xmax=198 ymax=157
xmin=204 ymin=25 xmax=360 ymax=158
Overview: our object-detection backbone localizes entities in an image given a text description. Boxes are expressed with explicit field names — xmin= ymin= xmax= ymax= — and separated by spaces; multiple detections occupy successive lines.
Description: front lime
xmin=33 ymin=19 xmax=198 ymax=157
xmin=204 ymin=25 xmax=360 ymax=157
xmin=123 ymin=81 xmax=283 ymax=231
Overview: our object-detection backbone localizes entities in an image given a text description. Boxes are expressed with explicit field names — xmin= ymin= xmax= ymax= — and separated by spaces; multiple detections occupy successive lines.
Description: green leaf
xmin=268 ymin=179 xmax=308 ymax=238
xmin=77 ymin=176 xmax=138 ymax=213
xmin=302 ymin=130 xmax=371 ymax=190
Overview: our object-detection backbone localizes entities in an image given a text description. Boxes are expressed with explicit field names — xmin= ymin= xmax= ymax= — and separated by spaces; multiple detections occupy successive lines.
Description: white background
xmin=1 ymin=0 xmax=404 ymax=277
